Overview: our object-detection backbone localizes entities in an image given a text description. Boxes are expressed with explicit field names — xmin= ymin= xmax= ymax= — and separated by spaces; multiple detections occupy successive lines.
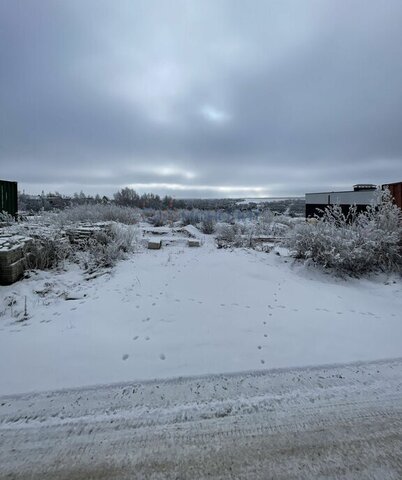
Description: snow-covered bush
xmin=215 ymin=222 xmax=251 ymax=247
xmin=71 ymin=224 xmax=137 ymax=273
xmin=0 ymin=211 xmax=15 ymax=223
xmin=148 ymin=210 xmax=168 ymax=227
xmin=255 ymin=210 xmax=290 ymax=237
xmin=287 ymin=189 xmax=402 ymax=276
xmin=180 ymin=209 xmax=203 ymax=226
xmin=48 ymin=204 xmax=141 ymax=226
xmin=146 ymin=209 xmax=179 ymax=227
xmin=24 ymin=233 xmax=72 ymax=270
xmin=200 ymin=214 xmax=216 ymax=234
xmin=255 ymin=210 xmax=274 ymax=234
xmin=74 ymin=224 xmax=135 ymax=272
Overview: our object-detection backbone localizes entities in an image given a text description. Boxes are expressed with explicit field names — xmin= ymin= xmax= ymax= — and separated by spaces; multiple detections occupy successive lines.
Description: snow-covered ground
xmin=0 ymin=232 xmax=401 ymax=395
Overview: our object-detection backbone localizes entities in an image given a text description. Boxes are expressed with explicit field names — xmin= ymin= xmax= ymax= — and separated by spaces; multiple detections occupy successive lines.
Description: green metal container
xmin=0 ymin=180 xmax=18 ymax=217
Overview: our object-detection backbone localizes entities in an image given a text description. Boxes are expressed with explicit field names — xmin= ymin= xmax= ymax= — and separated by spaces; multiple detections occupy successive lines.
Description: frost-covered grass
xmin=287 ymin=189 xmax=402 ymax=276
xmin=45 ymin=204 xmax=141 ymax=226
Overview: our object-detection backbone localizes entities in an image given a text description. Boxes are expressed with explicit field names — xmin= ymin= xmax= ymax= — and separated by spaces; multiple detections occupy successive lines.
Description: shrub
xmin=72 ymin=223 xmax=137 ymax=273
xmin=255 ymin=210 xmax=290 ymax=237
xmin=287 ymin=189 xmax=402 ymax=276
xmin=24 ymin=233 xmax=72 ymax=270
xmin=215 ymin=222 xmax=250 ymax=247
xmin=0 ymin=211 xmax=15 ymax=223
xmin=180 ymin=209 xmax=203 ymax=226
xmin=148 ymin=210 xmax=168 ymax=227
xmin=200 ymin=214 xmax=216 ymax=234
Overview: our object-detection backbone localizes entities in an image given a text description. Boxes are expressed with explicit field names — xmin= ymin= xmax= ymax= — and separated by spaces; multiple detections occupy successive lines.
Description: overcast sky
xmin=1 ymin=1 xmax=401 ymax=198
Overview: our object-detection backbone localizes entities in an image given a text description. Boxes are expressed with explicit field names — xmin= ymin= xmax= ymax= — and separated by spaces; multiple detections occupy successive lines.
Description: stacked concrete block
xmin=65 ymin=223 xmax=111 ymax=245
xmin=188 ymin=239 xmax=201 ymax=247
xmin=147 ymin=239 xmax=162 ymax=250
xmin=0 ymin=235 xmax=32 ymax=285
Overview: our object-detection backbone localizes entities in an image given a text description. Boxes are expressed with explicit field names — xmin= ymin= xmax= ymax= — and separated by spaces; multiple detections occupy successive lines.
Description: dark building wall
xmin=385 ymin=182 xmax=402 ymax=210
xmin=305 ymin=203 xmax=370 ymax=218
xmin=0 ymin=180 xmax=18 ymax=217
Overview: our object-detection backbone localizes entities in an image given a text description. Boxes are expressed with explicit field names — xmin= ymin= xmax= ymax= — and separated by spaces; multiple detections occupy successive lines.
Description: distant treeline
xmin=18 ymin=187 xmax=305 ymax=216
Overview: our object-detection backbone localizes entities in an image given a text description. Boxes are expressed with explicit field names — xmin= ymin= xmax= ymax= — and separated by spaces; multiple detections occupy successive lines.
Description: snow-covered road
xmin=1 ymin=358 xmax=402 ymax=479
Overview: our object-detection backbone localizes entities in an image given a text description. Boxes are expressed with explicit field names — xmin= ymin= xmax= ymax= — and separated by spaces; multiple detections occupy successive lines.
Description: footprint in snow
xmin=145 ymin=336 xmax=150 ymax=341
xmin=142 ymin=317 xmax=151 ymax=322
xmin=159 ymin=353 xmax=166 ymax=360
xmin=264 ymin=334 xmax=268 ymax=338
xmin=257 ymin=345 xmax=262 ymax=350
xmin=122 ymin=354 xmax=129 ymax=361
xmin=133 ymin=336 xmax=139 ymax=340
xmin=260 ymin=360 xmax=265 ymax=364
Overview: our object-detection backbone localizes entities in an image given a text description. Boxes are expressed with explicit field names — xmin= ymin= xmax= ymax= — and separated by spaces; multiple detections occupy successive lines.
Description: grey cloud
xmin=0 ymin=0 xmax=401 ymax=197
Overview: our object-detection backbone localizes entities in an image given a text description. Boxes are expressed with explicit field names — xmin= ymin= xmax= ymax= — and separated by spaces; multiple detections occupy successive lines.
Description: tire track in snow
xmin=1 ymin=359 xmax=402 ymax=479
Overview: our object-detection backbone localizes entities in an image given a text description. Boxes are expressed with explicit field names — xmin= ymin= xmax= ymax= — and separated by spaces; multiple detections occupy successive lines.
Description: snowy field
xmin=0 ymin=232 xmax=401 ymax=395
